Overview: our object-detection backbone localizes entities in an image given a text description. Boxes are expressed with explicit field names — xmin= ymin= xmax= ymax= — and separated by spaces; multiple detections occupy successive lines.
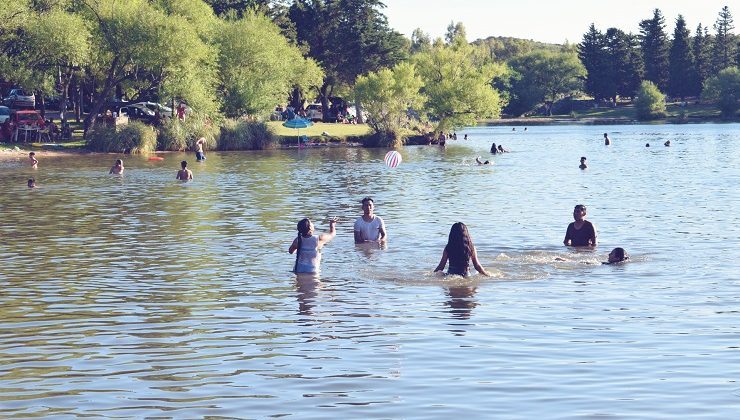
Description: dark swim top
xmin=565 ymin=221 xmax=596 ymax=246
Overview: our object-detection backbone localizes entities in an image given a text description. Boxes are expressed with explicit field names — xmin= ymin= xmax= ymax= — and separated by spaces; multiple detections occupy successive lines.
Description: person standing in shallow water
xmin=289 ymin=218 xmax=336 ymax=273
xmin=579 ymin=156 xmax=588 ymax=169
xmin=563 ymin=204 xmax=597 ymax=247
xmin=176 ymin=160 xmax=193 ymax=180
xmin=354 ymin=197 xmax=387 ymax=243
xmin=434 ymin=222 xmax=490 ymax=276
xmin=604 ymin=133 xmax=611 ymax=145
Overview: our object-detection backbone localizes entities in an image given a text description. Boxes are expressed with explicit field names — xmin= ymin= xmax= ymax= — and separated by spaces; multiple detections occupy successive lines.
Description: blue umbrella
xmin=282 ymin=117 xmax=313 ymax=148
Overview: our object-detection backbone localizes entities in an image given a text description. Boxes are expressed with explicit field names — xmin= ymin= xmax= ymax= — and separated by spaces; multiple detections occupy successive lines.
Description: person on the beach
xmin=27 ymin=178 xmax=36 ymax=188
xmin=490 ymin=142 xmax=498 ymax=154
xmin=289 ymin=217 xmax=337 ymax=273
xmin=579 ymin=156 xmax=588 ymax=170
xmin=195 ymin=137 xmax=206 ymax=161
xmin=176 ymin=160 xmax=193 ymax=180
xmin=604 ymin=247 xmax=629 ymax=264
xmin=354 ymin=197 xmax=386 ymax=243
xmin=476 ymin=156 xmax=491 ymax=165
xmin=603 ymin=133 xmax=611 ymax=145
xmin=29 ymin=152 xmax=38 ymax=168
xmin=563 ymin=204 xmax=597 ymax=247
xmin=109 ymin=159 xmax=124 ymax=175
xmin=434 ymin=222 xmax=490 ymax=276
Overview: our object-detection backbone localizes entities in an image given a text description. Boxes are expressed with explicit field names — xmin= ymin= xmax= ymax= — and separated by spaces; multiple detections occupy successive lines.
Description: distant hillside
xmin=472 ymin=36 xmax=564 ymax=62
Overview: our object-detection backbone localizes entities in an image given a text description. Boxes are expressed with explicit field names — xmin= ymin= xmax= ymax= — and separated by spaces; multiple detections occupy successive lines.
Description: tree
xmin=445 ymin=21 xmax=467 ymax=47
xmin=702 ymin=66 xmax=740 ymax=117
xmin=668 ymin=15 xmax=695 ymax=100
xmin=693 ymin=24 xmax=712 ymax=96
xmin=354 ymin=62 xmax=424 ymax=145
xmin=214 ymin=12 xmax=322 ymax=118
xmin=579 ymin=24 xmax=609 ymax=99
xmin=712 ymin=6 xmax=736 ymax=72
xmin=634 ymin=80 xmax=667 ymax=120
xmin=410 ymin=28 xmax=431 ymax=53
xmin=639 ymin=9 xmax=670 ymax=91
xmin=413 ymin=43 xmax=505 ymax=130
xmin=604 ymin=28 xmax=643 ymax=99
xmin=508 ymin=50 xmax=585 ymax=115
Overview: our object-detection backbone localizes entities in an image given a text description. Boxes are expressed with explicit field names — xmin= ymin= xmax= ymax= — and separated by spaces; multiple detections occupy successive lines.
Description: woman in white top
xmin=289 ymin=218 xmax=336 ymax=273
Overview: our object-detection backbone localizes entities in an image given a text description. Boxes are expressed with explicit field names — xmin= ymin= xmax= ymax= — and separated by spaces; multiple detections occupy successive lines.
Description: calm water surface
xmin=1 ymin=123 xmax=739 ymax=418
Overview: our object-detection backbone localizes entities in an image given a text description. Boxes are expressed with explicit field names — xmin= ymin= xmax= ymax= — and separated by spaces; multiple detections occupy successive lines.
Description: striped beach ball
xmin=384 ymin=150 xmax=402 ymax=168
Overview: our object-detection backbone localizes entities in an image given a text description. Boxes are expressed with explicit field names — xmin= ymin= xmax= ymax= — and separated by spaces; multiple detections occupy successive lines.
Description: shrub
xmin=702 ymin=67 xmax=740 ymax=117
xmin=634 ymin=80 xmax=667 ymax=120
xmin=86 ymin=121 xmax=157 ymax=153
xmin=157 ymin=114 xmax=219 ymax=151
xmin=218 ymin=119 xmax=277 ymax=150
xmin=362 ymin=130 xmax=404 ymax=148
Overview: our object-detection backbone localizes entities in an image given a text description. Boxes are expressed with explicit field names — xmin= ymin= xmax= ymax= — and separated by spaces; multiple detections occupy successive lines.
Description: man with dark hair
xmin=354 ymin=197 xmax=387 ymax=243
xmin=176 ymin=160 xmax=193 ymax=181
xmin=563 ymin=204 xmax=597 ymax=247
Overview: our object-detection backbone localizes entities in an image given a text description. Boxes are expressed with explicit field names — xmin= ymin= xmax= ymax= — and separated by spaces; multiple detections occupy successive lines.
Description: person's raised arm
xmin=434 ymin=249 xmax=449 ymax=273
xmin=471 ymin=246 xmax=490 ymax=276
xmin=319 ymin=220 xmax=336 ymax=246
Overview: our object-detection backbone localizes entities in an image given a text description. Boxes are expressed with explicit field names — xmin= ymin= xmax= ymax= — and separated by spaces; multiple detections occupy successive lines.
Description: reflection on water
xmin=1 ymin=123 xmax=739 ymax=417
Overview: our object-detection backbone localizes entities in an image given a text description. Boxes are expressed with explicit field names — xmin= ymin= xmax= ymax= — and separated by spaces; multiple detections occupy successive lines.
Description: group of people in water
xmin=288 ymin=197 xmax=629 ymax=277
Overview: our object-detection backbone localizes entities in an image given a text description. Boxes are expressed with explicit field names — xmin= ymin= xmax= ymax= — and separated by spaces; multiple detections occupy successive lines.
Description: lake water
xmin=1 ymin=123 xmax=739 ymax=418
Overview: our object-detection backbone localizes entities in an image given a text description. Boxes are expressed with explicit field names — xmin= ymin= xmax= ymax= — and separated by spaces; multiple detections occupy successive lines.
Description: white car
xmin=130 ymin=102 xmax=173 ymax=118
xmin=3 ymin=89 xmax=35 ymax=109
xmin=0 ymin=106 xmax=10 ymax=124
xmin=306 ymin=103 xmax=323 ymax=121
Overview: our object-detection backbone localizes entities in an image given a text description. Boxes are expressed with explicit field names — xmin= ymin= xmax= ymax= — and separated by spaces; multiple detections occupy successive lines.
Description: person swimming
xmin=579 ymin=156 xmax=588 ymax=170
xmin=604 ymin=247 xmax=629 ymax=264
xmin=475 ymin=156 xmax=491 ymax=165
xmin=664 ymin=140 xmax=670 ymax=147
xmin=490 ymin=142 xmax=498 ymax=154
xmin=434 ymin=222 xmax=490 ymax=277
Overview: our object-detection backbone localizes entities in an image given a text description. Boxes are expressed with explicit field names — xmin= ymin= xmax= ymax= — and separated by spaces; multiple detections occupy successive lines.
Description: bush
xmin=634 ymin=80 xmax=667 ymax=120
xmin=218 ymin=119 xmax=277 ymax=150
xmin=362 ymin=130 xmax=404 ymax=148
xmin=702 ymin=67 xmax=740 ymax=117
xmin=157 ymin=114 xmax=219 ymax=151
xmin=86 ymin=121 xmax=157 ymax=153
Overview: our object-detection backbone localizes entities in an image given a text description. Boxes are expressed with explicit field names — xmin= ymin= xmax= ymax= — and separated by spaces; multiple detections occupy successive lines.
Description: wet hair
xmin=361 ymin=197 xmax=374 ymax=205
xmin=445 ymin=222 xmax=474 ymax=270
xmin=294 ymin=218 xmax=311 ymax=273
xmin=29 ymin=152 xmax=35 ymax=157
xmin=27 ymin=178 xmax=35 ymax=187
xmin=115 ymin=159 xmax=122 ymax=165
xmin=603 ymin=133 xmax=608 ymax=137
xmin=181 ymin=160 xmax=188 ymax=168
xmin=580 ymin=156 xmax=587 ymax=161
xmin=574 ymin=204 xmax=587 ymax=212
xmin=491 ymin=143 xmax=497 ymax=154
xmin=610 ymin=247 xmax=629 ymax=262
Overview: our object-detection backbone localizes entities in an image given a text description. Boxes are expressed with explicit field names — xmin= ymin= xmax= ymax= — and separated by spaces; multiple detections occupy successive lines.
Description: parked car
xmin=0 ymin=110 xmax=46 ymax=141
xmin=130 ymin=101 xmax=173 ymax=118
xmin=3 ymin=88 xmax=35 ymax=109
xmin=306 ymin=103 xmax=323 ymax=121
xmin=45 ymin=95 xmax=74 ymax=111
xmin=0 ymin=106 xmax=10 ymax=124
xmin=118 ymin=105 xmax=157 ymax=124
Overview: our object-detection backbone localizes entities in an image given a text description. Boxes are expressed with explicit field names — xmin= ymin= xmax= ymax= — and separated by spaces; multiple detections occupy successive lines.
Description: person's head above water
xmin=297 ymin=218 xmax=313 ymax=237
xmin=115 ymin=159 xmax=122 ymax=165
xmin=181 ymin=160 xmax=188 ymax=169
xmin=27 ymin=178 xmax=35 ymax=188
xmin=361 ymin=196 xmax=375 ymax=216
xmin=608 ymin=247 xmax=629 ymax=263
xmin=580 ymin=156 xmax=587 ymax=162
xmin=573 ymin=204 xmax=587 ymax=221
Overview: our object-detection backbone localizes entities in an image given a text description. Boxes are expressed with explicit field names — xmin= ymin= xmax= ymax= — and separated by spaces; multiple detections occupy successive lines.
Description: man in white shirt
xmin=354 ymin=197 xmax=387 ymax=243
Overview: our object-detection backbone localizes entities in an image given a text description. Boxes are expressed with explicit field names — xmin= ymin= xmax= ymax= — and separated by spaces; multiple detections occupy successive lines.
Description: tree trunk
xmin=83 ymin=58 xmax=120 ymax=137
xmin=38 ymin=91 xmax=46 ymax=119
xmin=354 ymin=90 xmax=364 ymax=124
xmin=319 ymin=82 xmax=330 ymax=122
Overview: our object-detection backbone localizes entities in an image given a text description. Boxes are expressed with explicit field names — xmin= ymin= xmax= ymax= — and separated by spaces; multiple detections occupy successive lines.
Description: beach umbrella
xmin=282 ymin=117 xmax=313 ymax=148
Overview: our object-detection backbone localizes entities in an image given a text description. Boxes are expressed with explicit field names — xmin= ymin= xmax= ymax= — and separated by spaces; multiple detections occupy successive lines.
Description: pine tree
xmin=578 ymin=24 xmax=609 ymax=99
xmin=669 ymin=15 xmax=695 ymax=99
xmin=693 ymin=24 xmax=712 ymax=96
xmin=639 ymin=9 xmax=670 ymax=91
xmin=604 ymin=28 xmax=643 ymax=100
xmin=712 ymin=6 xmax=736 ymax=71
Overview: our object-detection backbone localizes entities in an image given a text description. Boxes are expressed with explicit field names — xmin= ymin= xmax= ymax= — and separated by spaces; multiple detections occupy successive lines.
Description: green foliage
xmin=157 ymin=114 xmax=219 ymax=151
xmin=87 ymin=121 xmax=158 ymax=154
xmin=218 ymin=120 xmax=277 ymax=150
xmin=702 ymin=67 xmax=740 ymax=117
xmin=354 ymin=62 xmax=424 ymax=140
xmin=473 ymin=36 xmax=562 ymax=63
xmin=668 ymin=15 xmax=695 ymax=99
xmin=693 ymin=24 xmax=712 ymax=95
xmin=639 ymin=9 xmax=670 ymax=91
xmin=413 ymin=43 xmax=505 ymax=131
xmin=635 ymin=80 xmax=667 ymax=120
xmin=508 ymin=50 xmax=586 ymax=116
xmin=712 ymin=6 xmax=736 ymax=72
xmin=215 ymin=12 xmax=323 ymax=118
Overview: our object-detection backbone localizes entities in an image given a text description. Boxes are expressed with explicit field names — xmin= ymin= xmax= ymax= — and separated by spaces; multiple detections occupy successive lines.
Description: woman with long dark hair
xmin=289 ymin=218 xmax=336 ymax=273
xmin=434 ymin=222 xmax=490 ymax=276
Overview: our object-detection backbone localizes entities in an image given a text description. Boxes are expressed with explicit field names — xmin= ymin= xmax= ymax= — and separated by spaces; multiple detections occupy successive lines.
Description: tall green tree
xmin=604 ymin=28 xmax=643 ymax=100
xmin=410 ymin=28 xmax=431 ymax=53
xmin=692 ymin=24 xmax=712 ymax=96
xmin=702 ymin=66 xmax=740 ymax=116
xmin=579 ymin=24 xmax=609 ymax=99
xmin=712 ymin=6 xmax=736 ymax=71
xmin=445 ymin=21 xmax=467 ymax=47
xmin=668 ymin=15 xmax=695 ymax=99
xmin=508 ymin=50 xmax=585 ymax=115
xmin=413 ymin=42 xmax=505 ymax=130
xmin=639 ymin=9 xmax=670 ymax=91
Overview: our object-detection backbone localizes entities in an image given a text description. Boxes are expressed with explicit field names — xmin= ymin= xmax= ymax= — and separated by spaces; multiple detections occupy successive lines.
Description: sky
xmin=382 ymin=0 xmax=736 ymax=44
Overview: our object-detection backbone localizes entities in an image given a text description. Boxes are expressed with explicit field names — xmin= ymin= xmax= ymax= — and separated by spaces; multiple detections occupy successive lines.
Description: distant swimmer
xmin=27 ymin=178 xmax=36 ymax=188
xmin=195 ymin=137 xmax=206 ymax=161
xmin=475 ymin=156 xmax=491 ymax=165
xmin=664 ymin=140 xmax=670 ymax=147
xmin=109 ymin=159 xmax=124 ymax=175
xmin=603 ymin=247 xmax=629 ymax=264
xmin=29 ymin=152 xmax=38 ymax=168
xmin=579 ymin=156 xmax=588 ymax=170
xmin=464 ymin=134 xmax=468 ymax=140
xmin=563 ymin=204 xmax=597 ymax=247
xmin=176 ymin=160 xmax=193 ymax=180
xmin=490 ymin=142 xmax=498 ymax=154
xmin=512 ymin=127 xmax=516 ymax=131
xmin=289 ymin=217 xmax=336 ymax=273
xmin=524 ymin=127 xmax=528 ymax=131
xmin=434 ymin=222 xmax=490 ymax=277
xmin=497 ymin=144 xmax=509 ymax=153
xmin=603 ymin=132 xmax=611 ymax=145
xmin=646 ymin=143 xmax=650 ymax=147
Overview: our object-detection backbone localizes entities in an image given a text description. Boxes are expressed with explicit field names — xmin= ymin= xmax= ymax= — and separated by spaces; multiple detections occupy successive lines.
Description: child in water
xmin=27 ymin=178 xmax=36 ymax=188
xmin=29 ymin=152 xmax=38 ymax=168
xmin=434 ymin=222 xmax=490 ymax=276
xmin=109 ymin=159 xmax=124 ymax=174
xmin=289 ymin=218 xmax=337 ymax=273
xmin=579 ymin=156 xmax=588 ymax=169
xmin=604 ymin=247 xmax=629 ymax=264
